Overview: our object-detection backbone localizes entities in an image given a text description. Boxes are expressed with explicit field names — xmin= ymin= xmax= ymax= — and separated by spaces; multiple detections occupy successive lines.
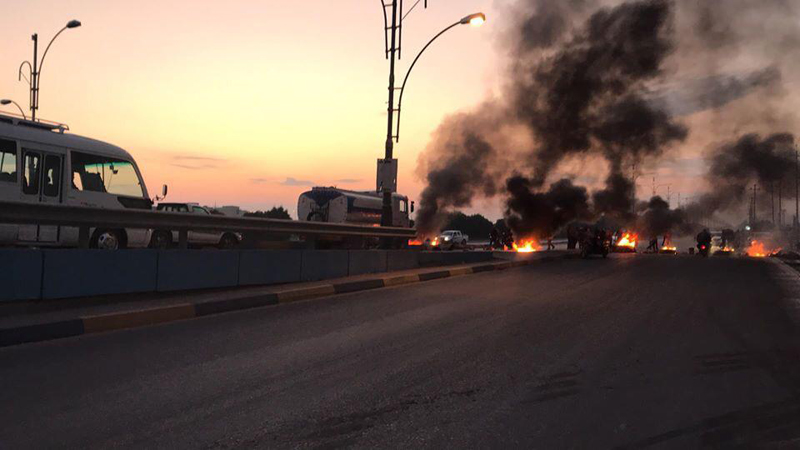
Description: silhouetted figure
xmin=696 ymin=228 xmax=712 ymax=253
xmin=647 ymin=236 xmax=659 ymax=253
xmin=547 ymin=236 xmax=555 ymax=251
xmin=489 ymin=228 xmax=500 ymax=249
xmin=502 ymin=230 xmax=514 ymax=250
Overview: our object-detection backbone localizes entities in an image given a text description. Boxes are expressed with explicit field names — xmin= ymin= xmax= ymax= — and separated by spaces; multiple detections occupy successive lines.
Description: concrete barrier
xmin=301 ymin=250 xmax=349 ymax=281
xmin=387 ymin=250 xmax=419 ymax=271
xmin=1 ymin=248 xmax=510 ymax=302
xmin=0 ymin=249 xmax=42 ymax=301
xmin=238 ymin=250 xmax=302 ymax=286
xmin=418 ymin=252 xmax=445 ymax=267
xmin=157 ymin=250 xmax=240 ymax=292
xmin=41 ymin=250 xmax=158 ymax=300
xmin=348 ymin=250 xmax=388 ymax=276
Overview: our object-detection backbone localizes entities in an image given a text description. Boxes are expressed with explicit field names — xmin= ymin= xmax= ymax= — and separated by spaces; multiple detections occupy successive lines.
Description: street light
xmin=0 ymin=99 xmax=27 ymax=119
xmin=394 ymin=12 xmax=486 ymax=142
xmin=462 ymin=13 xmax=486 ymax=26
xmin=18 ymin=19 xmax=81 ymax=121
xmin=377 ymin=3 xmax=485 ymax=234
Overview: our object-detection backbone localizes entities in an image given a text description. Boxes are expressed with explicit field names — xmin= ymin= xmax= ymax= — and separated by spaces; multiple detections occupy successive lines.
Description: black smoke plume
xmin=415 ymin=0 xmax=799 ymax=239
xmin=504 ymin=177 xmax=591 ymax=238
xmin=692 ymin=133 xmax=796 ymax=216
xmin=416 ymin=0 xmax=686 ymax=238
xmin=640 ymin=195 xmax=689 ymax=237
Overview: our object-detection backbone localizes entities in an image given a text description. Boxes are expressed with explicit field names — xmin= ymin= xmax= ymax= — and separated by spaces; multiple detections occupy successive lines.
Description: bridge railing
xmin=0 ymin=200 xmax=416 ymax=248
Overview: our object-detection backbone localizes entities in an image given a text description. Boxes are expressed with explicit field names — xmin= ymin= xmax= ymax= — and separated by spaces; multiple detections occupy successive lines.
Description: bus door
xmin=19 ymin=145 xmax=64 ymax=243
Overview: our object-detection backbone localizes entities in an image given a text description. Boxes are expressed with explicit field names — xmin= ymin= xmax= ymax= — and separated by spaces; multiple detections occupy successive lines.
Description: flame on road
xmin=660 ymin=246 xmax=677 ymax=252
xmin=746 ymin=240 xmax=780 ymax=257
xmin=513 ymin=239 xmax=539 ymax=253
xmin=617 ymin=233 xmax=637 ymax=249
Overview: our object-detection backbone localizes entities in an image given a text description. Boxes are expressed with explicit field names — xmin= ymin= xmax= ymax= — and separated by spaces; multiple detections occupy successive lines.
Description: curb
xmin=0 ymin=253 xmax=575 ymax=347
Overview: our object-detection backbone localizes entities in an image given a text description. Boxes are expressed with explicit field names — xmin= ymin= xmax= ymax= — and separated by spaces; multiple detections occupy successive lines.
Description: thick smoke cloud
xmin=640 ymin=195 xmax=689 ymax=237
xmin=693 ymin=133 xmax=796 ymax=216
xmin=514 ymin=0 xmax=686 ymax=185
xmin=414 ymin=0 xmax=800 ymax=239
xmin=505 ymin=177 xmax=591 ymax=238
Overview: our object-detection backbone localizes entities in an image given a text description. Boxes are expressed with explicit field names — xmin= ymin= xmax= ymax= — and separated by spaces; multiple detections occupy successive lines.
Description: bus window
xmin=0 ymin=139 xmax=16 ymax=183
xmin=71 ymin=151 xmax=144 ymax=197
xmin=22 ymin=152 xmax=40 ymax=195
xmin=399 ymin=199 xmax=407 ymax=213
xmin=43 ymin=155 xmax=61 ymax=198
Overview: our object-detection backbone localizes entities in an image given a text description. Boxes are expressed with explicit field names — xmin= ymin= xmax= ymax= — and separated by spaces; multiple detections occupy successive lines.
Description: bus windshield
xmin=71 ymin=151 xmax=144 ymax=198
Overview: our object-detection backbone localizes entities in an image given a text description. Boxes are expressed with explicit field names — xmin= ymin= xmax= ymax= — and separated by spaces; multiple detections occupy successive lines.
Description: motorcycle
xmin=697 ymin=242 xmax=710 ymax=257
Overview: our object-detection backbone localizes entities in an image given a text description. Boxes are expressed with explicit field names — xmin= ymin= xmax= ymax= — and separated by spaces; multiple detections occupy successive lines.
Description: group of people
xmin=488 ymin=228 xmax=556 ymax=250
xmin=645 ymin=233 xmax=672 ymax=253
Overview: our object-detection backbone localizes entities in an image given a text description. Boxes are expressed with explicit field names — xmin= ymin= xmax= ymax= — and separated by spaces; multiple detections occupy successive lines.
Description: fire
xmin=745 ymin=240 xmax=780 ymax=257
xmin=661 ymin=246 xmax=677 ymax=252
xmin=617 ymin=233 xmax=637 ymax=249
xmin=407 ymin=237 xmax=440 ymax=247
xmin=513 ymin=239 xmax=539 ymax=253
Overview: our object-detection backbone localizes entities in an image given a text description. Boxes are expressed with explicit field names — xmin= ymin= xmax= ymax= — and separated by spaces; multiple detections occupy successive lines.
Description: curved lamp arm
xmin=38 ymin=26 xmax=69 ymax=85
xmin=0 ymin=99 xmax=27 ymax=120
xmin=395 ymin=13 xmax=484 ymax=142
xmin=37 ymin=20 xmax=81 ymax=103
xmin=18 ymin=61 xmax=32 ymax=84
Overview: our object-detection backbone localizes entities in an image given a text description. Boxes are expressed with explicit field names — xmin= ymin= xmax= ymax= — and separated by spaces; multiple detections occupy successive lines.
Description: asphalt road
xmin=3 ymin=254 xmax=800 ymax=449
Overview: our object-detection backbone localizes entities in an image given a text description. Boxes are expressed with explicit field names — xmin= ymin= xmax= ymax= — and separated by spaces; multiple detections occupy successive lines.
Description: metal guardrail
xmin=0 ymin=200 xmax=417 ymax=247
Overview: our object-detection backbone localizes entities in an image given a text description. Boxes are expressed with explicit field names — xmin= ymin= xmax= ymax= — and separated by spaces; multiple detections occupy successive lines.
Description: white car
xmin=437 ymin=230 xmax=469 ymax=250
xmin=152 ymin=203 xmax=241 ymax=249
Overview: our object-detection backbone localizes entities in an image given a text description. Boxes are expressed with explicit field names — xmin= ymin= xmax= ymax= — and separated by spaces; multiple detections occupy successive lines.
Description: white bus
xmin=0 ymin=113 xmax=163 ymax=249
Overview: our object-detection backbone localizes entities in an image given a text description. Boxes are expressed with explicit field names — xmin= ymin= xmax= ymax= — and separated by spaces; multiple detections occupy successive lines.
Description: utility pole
xmin=652 ymin=177 xmax=656 ymax=198
xmin=771 ymin=182 xmax=775 ymax=224
xmin=779 ymin=179 xmax=783 ymax=228
xmin=31 ymin=34 xmax=38 ymax=121
xmin=796 ymin=149 xmax=798 ymax=228
xmin=753 ymin=184 xmax=758 ymax=224
xmin=379 ymin=0 xmax=400 ymax=229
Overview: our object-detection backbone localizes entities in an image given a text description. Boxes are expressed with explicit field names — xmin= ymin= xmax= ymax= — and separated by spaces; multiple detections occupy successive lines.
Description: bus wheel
xmin=93 ymin=229 xmax=122 ymax=250
xmin=150 ymin=230 xmax=172 ymax=249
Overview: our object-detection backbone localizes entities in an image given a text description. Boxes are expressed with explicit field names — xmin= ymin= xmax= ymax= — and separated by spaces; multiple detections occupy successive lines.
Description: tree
xmin=244 ymin=206 xmax=292 ymax=220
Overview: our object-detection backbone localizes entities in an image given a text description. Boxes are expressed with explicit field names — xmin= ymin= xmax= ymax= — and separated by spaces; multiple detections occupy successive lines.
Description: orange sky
xmin=0 ymin=0 xmax=499 ymax=217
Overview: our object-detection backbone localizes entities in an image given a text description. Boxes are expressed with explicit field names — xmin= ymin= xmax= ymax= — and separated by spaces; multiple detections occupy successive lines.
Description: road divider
xmin=0 ymin=250 xmax=578 ymax=347
xmin=0 ymin=249 xmax=498 ymax=302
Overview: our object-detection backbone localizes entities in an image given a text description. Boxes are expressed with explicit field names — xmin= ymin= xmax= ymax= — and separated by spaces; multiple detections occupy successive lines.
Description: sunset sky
xmin=0 ymin=0 xmax=501 ymax=218
xmin=2 ymin=1 xmax=789 ymax=222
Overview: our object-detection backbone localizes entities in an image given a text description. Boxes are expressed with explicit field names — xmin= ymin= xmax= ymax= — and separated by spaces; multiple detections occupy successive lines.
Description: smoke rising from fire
xmin=415 ymin=0 xmax=800 ymax=238
xmin=690 ymin=133 xmax=797 ymax=219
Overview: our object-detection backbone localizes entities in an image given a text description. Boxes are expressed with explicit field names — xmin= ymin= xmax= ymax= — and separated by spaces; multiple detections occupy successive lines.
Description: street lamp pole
xmin=380 ymin=1 xmax=399 ymax=228
xmin=19 ymin=20 xmax=81 ymax=121
xmin=377 ymin=2 xmax=485 ymax=233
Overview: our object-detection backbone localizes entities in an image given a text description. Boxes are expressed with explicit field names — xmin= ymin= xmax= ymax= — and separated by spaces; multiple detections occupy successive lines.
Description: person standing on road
xmin=547 ymin=236 xmax=555 ymax=251
xmin=647 ymin=236 xmax=659 ymax=253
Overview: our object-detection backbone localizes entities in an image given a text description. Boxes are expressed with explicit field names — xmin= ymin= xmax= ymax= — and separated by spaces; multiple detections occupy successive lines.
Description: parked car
xmin=438 ymin=230 xmax=469 ymax=250
xmin=152 ymin=203 xmax=241 ymax=249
